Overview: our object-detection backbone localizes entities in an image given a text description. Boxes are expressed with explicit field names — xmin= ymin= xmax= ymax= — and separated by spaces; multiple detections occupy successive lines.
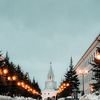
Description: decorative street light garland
xmin=56 ymin=82 xmax=70 ymax=95
xmin=0 ymin=54 xmax=41 ymax=97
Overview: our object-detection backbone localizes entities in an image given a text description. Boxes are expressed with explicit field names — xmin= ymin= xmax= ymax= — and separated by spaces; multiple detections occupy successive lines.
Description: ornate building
xmin=42 ymin=62 xmax=57 ymax=100
xmin=75 ymin=34 xmax=100 ymax=94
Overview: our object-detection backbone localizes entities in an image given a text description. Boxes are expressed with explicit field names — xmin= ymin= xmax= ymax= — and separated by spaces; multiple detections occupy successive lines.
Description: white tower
xmin=45 ymin=62 xmax=57 ymax=90
xmin=42 ymin=62 xmax=57 ymax=100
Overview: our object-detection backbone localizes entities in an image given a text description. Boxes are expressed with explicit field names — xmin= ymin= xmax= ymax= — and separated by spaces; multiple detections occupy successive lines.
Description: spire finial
xmin=50 ymin=61 xmax=52 ymax=67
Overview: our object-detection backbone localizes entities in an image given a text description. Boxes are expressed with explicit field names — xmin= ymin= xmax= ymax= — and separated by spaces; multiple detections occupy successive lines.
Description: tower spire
xmin=44 ymin=62 xmax=57 ymax=94
xmin=47 ymin=62 xmax=54 ymax=80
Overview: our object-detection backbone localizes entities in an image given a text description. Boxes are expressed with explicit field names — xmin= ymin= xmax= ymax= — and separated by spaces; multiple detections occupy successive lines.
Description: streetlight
xmin=78 ymin=69 xmax=88 ymax=96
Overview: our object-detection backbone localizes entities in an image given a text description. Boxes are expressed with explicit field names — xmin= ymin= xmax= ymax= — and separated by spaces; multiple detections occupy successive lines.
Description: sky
xmin=0 ymin=0 xmax=100 ymax=90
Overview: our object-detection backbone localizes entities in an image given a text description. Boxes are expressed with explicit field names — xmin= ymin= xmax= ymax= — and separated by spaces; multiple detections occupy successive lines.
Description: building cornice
xmin=75 ymin=34 xmax=100 ymax=70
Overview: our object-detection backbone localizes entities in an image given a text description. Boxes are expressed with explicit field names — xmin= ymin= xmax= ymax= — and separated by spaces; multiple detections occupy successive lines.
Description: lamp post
xmin=78 ymin=69 xmax=88 ymax=96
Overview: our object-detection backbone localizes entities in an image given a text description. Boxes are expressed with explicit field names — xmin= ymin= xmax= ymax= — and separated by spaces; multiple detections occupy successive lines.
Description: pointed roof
xmin=47 ymin=62 xmax=54 ymax=80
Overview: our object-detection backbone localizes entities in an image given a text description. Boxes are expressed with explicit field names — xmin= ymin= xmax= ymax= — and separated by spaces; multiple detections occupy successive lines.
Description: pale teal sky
xmin=0 ymin=0 xmax=100 ymax=90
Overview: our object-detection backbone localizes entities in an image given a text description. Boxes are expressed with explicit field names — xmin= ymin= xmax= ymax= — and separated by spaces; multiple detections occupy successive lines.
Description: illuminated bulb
xmin=66 ymin=83 xmax=70 ymax=86
xmin=21 ymin=82 xmax=24 ymax=85
xmin=84 ymin=70 xmax=88 ymax=74
xmin=95 ymin=53 xmax=100 ymax=60
xmin=63 ymin=83 xmax=66 ymax=86
xmin=7 ymin=76 xmax=11 ymax=81
xmin=78 ymin=70 xmax=82 ymax=74
xmin=25 ymin=85 xmax=28 ymax=89
xmin=22 ymin=84 xmax=25 ymax=88
xmin=12 ymin=75 xmax=17 ymax=81
xmin=61 ymin=85 xmax=63 ymax=89
xmin=3 ymin=69 xmax=8 ymax=74
xmin=17 ymin=82 xmax=21 ymax=86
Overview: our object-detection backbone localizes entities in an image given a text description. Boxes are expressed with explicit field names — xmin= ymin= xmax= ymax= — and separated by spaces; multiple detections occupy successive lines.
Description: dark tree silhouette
xmin=58 ymin=57 xmax=80 ymax=98
xmin=91 ymin=47 xmax=100 ymax=92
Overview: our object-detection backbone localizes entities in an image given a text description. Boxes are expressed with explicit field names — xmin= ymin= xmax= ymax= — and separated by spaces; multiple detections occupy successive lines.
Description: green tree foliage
xmin=31 ymin=77 xmax=41 ymax=99
xmin=16 ymin=65 xmax=24 ymax=80
xmin=0 ymin=52 xmax=41 ymax=98
xmin=59 ymin=57 xmax=80 ymax=98
xmin=32 ymin=77 xmax=41 ymax=93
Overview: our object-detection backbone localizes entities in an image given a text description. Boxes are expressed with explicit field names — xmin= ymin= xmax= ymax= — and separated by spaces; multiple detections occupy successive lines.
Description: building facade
xmin=75 ymin=34 xmax=100 ymax=94
xmin=42 ymin=63 xmax=57 ymax=100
